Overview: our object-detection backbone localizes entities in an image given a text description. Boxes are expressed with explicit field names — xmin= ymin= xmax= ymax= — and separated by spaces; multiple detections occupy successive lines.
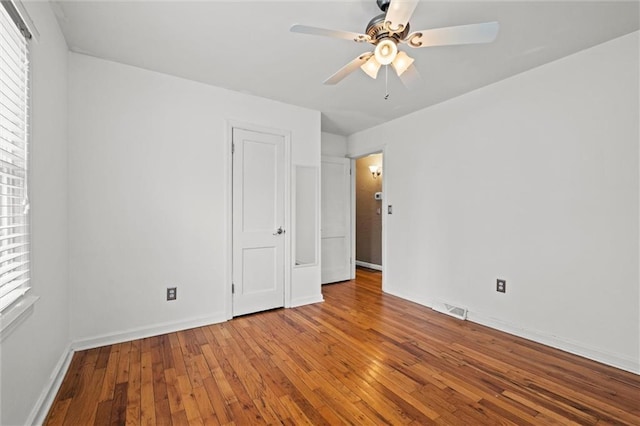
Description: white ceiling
xmin=52 ymin=1 xmax=639 ymax=136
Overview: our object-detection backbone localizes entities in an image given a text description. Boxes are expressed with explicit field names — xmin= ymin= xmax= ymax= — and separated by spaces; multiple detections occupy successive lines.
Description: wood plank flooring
xmin=45 ymin=268 xmax=640 ymax=425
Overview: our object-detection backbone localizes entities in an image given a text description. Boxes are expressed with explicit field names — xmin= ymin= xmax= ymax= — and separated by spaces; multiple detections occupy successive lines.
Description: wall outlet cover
xmin=496 ymin=279 xmax=506 ymax=293
xmin=167 ymin=287 xmax=177 ymax=300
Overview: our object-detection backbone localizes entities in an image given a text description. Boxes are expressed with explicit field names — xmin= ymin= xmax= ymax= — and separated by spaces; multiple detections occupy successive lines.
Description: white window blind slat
xmin=0 ymin=140 xmax=26 ymax=160
xmin=0 ymin=275 xmax=28 ymax=298
xmin=0 ymin=47 xmax=26 ymax=82
xmin=0 ymin=233 xmax=26 ymax=242
xmin=0 ymin=1 xmax=30 ymax=316
xmin=0 ymin=31 xmax=27 ymax=65
xmin=0 ymin=58 xmax=27 ymax=91
xmin=0 ymin=242 xmax=27 ymax=254
xmin=0 ymin=105 xmax=25 ymax=127
xmin=0 ymin=223 xmax=24 ymax=231
xmin=0 ymin=81 xmax=26 ymax=110
xmin=0 ymin=41 xmax=25 ymax=72
xmin=0 ymin=69 xmax=27 ymax=98
xmin=0 ymin=28 xmax=25 ymax=57
xmin=0 ymin=157 xmax=26 ymax=174
xmin=0 ymin=250 xmax=27 ymax=264
xmin=0 ymin=287 xmax=29 ymax=312
xmin=0 ymin=170 xmax=24 ymax=181
xmin=0 ymin=150 xmax=26 ymax=165
xmin=0 ymin=119 xmax=26 ymax=141
xmin=0 ymin=259 xmax=27 ymax=277
xmin=0 ymin=269 xmax=28 ymax=289
xmin=0 ymin=12 xmax=28 ymax=52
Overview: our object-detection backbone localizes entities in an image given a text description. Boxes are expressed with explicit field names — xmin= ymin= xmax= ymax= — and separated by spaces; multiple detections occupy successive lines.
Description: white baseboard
xmin=382 ymin=287 xmax=639 ymax=374
xmin=29 ymin=302 xmax=341 ymax=424
xmin=27 ymin=313 xmax=228 ymax=425
xmin=71 ymin=313 xmax=228 ymax=351
xmin=290 ymin=294 xmax=324 ymax=308
xmin=355 ymin=260 xmax=382 ymax=271
xmin=468 ymin=311 xmax=640 ymax=374
xmin=28 ymin=342 xmax=74 ymax=426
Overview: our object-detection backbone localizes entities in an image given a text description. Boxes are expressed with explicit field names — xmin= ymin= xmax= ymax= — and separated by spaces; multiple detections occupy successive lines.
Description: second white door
xmin=232 ymin=128 xmax=285 ymax=316
xmin=321 ymin=156 xmax=352 ymax=284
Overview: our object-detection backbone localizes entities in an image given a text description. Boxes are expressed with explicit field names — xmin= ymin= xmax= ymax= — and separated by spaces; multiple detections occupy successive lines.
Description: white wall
xmin=0 ymin=2 xmax=70 ymax=425
xmin=68 ymin=53 xmax=321 ymax=345
xmin=321 ymin=132 xmax=348 ymax=157
xmin=348 ymin=32 xmax=639 ymax=373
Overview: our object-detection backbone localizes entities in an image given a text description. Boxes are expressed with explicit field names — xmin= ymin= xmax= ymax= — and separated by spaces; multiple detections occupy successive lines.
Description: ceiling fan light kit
xmin=391 ymin=51 xmax=414 ymax=77
xmin=374 ymin=38 xmax=398 ymax=65
xmin=290 ymin=0 xmax=499 ymax=89
xmin=361 ymin=56 xmax=382 ymax=79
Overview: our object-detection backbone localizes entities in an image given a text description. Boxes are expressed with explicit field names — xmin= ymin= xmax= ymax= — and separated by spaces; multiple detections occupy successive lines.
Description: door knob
xmin=273 ymin=226 xmax=285 ymax=235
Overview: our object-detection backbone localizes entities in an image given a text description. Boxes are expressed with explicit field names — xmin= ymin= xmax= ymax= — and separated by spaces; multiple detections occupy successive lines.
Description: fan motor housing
xmin=366 ymin=13 xmax=410 ymax=43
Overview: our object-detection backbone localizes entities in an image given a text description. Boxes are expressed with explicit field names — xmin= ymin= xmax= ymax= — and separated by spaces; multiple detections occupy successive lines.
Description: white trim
xmin=352 ymin=159 xmax=358 ymax=280
xmin=225 ymin=121 xmax=233 ymax=320
xmin=0 ymin=294 xmax=38 ymax=337
xmin=27 ymin=343 xmax=74 ymax=425
xmin=71 ymin=313 xmax=227 ymax=352
xmin=26 ymin=292 xmax=317 ymax=425
xmin=226 ymin=120 xmax=292 ymax=316
xmin=348 ymin=147 xmax=387 ymax=289
xmin=355 ymin=260 xmax=382 ymax=271
xmin=467 ymin=311 xmax=640 ymax=375
xmin=290 ymin=294 xmax=324 ymax=308
xmin=27 ymin=311 xmax=230 ymax=425
xmin=383 ymin=287 xmax=639 ymax=374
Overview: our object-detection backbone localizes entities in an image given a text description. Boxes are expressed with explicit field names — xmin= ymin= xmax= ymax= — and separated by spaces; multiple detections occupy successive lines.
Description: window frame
xmin=0 ymin=0 xmax=37 ymax=335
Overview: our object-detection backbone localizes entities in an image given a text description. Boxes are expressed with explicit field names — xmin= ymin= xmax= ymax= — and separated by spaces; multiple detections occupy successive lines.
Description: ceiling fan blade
xmin=405 ymin=21 xmax=499 ymax=48
xmin=290 ymin=24 xmax=370 ymax=43
xmin=398 ymin=63 xmax=422 ymax=90
xmin=323 ymin=53 xmax=374 ymax=85
xmin=384 ymin=0 xmax=419 ymax=34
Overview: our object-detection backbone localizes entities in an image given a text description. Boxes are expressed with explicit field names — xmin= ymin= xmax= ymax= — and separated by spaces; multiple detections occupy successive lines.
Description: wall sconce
xmin=368 ymin=165 xmax=381 ymax=179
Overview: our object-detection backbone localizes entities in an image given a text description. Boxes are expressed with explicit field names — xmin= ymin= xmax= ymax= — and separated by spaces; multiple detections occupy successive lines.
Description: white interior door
xmin=232 ymin=128 xmax=285 ymax=316
xmin=321 ymin=156 xmax=352 ymax=284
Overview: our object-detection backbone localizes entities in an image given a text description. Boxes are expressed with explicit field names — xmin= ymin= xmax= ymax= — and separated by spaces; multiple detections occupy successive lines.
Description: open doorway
xmin=354 ymin=153 xmax=383 ymax=272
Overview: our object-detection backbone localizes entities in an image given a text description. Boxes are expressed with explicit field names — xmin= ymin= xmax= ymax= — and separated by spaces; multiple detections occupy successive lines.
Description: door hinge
xmin=232 ymin=143 xmax=235 ymax=154
xmin=232 ymin=283 xmax=235 ymax=294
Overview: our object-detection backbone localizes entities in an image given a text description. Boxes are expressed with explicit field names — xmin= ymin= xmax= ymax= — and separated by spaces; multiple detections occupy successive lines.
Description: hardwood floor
xmin=45 ymin=268 xmax=640 ymax=425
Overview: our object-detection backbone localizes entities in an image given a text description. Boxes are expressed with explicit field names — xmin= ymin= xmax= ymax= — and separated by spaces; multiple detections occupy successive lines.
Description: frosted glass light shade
xmin=391 ymin=51 xmax=415 ymax=76
xmin=360 ymin=56 xmax=381 ymax=79
xmin=374 ymin=38 xmax=398 ymax=65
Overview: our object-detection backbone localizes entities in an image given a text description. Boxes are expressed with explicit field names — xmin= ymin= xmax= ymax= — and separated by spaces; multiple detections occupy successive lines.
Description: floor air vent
xmin=433 ymin=302 xmax=468 ymax=320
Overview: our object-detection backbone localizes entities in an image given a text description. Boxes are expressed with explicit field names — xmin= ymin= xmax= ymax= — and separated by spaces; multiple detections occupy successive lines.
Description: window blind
xmin=0 ymin=1 xmax=30 ymax=314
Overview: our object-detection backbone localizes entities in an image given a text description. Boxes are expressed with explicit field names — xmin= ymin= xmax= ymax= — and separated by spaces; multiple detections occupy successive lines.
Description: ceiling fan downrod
xmin=376 ymin=0 xmax=391 ymax=12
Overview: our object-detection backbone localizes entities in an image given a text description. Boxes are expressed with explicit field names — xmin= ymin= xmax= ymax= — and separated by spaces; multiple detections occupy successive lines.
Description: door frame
xmin=226 ymin=121 xmax=292 ymax=320
xmin=349 ymin=146 xmax=387 ymax=290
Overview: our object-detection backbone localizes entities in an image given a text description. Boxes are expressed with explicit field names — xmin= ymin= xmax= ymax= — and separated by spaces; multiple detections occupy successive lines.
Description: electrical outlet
xmin=496 ymin=279 xmax=506 ymax=293
xmin=167 ymin=287 xmax=177 ymax=301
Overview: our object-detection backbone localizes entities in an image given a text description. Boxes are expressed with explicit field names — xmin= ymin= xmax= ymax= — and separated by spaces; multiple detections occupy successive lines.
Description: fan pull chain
xmin=384 ymin=65 xmax=389 ymax=100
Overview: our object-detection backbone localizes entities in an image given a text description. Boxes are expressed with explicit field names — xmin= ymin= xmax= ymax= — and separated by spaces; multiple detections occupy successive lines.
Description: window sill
xmin=0 ymin=295 xmax=39 ymax=338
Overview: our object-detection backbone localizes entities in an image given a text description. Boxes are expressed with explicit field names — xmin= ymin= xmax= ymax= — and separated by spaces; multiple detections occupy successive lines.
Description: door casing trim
xmin=349 ymin=147 xmax=386 ymax=291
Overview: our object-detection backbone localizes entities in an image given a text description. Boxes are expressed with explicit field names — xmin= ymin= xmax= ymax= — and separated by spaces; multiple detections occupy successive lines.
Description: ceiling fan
xmin=291 ymin=0 xmax=499 ymax=88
